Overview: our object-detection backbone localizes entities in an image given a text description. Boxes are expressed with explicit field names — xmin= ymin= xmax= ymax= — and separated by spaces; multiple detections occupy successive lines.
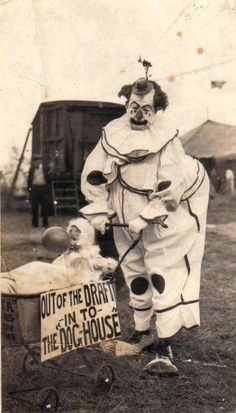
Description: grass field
xmin=1 ymin=195 xmax=236 ymax=413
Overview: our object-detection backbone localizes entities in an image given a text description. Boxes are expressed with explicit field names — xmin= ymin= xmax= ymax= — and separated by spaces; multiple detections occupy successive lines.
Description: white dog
xmin=0 ymin=218 xmax=117 ymax=295
xmin=53 ymin=217 xmax=118 ymax=284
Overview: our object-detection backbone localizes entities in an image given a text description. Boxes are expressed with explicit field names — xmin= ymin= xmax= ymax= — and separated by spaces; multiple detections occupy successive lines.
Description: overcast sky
xmin=1 ymin=0 xmax=236 ymax=170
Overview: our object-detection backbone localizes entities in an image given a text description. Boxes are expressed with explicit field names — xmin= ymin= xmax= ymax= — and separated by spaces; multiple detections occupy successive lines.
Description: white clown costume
xmin=80 ymin=78 xmax=209 ymax=373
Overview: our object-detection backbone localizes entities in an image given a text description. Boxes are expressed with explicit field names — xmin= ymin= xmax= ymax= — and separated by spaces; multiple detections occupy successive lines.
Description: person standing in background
xmin=27 ymin=157 xmax=51 ymax=227
xmin=225 ymin=169 xmax=235 ymax=198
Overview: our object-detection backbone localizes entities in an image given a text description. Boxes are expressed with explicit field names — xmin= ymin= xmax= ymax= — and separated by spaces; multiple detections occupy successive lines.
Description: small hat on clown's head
xmin=132 ymin=77 xmax=153 ymax=96
xmin=118 ymin=57 xmax=169 ymax=112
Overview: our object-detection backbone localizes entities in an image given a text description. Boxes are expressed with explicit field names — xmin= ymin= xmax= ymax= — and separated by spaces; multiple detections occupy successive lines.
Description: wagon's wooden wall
xmin=31 ymin=101 xmax=125 ymax=178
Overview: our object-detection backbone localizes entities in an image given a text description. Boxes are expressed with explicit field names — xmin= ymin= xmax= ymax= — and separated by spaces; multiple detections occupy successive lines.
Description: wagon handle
xmin=106 ymin=221 xmax=168 ymax=229
xmin=104 ymin=222 xmax=142 ymax=271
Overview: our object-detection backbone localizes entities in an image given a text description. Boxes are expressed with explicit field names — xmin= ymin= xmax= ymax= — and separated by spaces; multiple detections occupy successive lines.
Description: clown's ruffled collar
xmin=101 ymin=113 xmax=179 ymax=161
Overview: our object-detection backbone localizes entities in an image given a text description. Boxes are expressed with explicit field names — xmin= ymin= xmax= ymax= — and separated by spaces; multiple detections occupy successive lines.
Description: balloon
xmin=42 ymin=226 xmax=71 ymax=253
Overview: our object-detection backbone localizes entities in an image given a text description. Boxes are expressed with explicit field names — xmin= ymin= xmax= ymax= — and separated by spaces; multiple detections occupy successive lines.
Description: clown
xmin=80 ymin=77 xmax=209 ymax=374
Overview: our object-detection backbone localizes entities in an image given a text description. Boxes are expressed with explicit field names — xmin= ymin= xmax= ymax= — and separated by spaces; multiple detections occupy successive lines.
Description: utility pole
xmin=7 ymin=127 xmax=32 ymax=208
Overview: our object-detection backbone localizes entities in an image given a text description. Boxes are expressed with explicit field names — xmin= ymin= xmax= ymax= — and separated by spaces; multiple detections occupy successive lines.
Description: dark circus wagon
xmin=31 ymin=100 xmax=125 ymax=213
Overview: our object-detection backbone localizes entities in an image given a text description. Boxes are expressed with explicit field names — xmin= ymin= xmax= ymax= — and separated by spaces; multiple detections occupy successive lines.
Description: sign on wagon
xmin=40 ymin=280 xmax=121 ymax=362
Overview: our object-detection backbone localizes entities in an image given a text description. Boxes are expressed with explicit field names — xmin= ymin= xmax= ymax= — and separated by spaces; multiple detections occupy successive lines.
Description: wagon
xmin=9 ymin=100 xmax=125 ymax=213
xmin=1 ymin=284 xmax=118 ymax=411
xmin=32 ymin=100 xmax=125 ymax=214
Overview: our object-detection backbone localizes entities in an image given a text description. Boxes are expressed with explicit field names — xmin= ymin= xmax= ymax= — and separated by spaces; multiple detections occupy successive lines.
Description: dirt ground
xmin=1 ymin=195 xmax=236 ymax=413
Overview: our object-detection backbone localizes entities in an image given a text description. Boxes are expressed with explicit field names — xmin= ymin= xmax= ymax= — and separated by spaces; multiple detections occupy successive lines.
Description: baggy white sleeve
xmin=139 ymin=198 xmax=168 ymax=223
xmin=152 ymin=138 xmax=188 ymax=211
xmin=139 ymin=138 xmax=189 ymax=222
xmin=80 ymin=140 xmax=115 ymax=219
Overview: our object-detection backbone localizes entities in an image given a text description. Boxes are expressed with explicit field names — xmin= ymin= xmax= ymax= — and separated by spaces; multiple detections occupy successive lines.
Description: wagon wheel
xmin=93 ymin=365 xmax=115 ymax=394
xmin=23 ymin=351 xmax=42 ymax=375
xmin=38 ymin=387 xmax=59 ymax=411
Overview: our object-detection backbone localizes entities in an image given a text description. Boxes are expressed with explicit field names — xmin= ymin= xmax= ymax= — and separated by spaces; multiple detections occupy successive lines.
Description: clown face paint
xmin=127 ymin=89 xmax=155 ymax=130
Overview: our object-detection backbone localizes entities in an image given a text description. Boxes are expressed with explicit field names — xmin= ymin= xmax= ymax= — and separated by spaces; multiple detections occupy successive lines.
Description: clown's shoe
xmin=143 ymin=340 xmax=178 ymax=376
xmin=116 ymin=329 xmax=155 ymax=357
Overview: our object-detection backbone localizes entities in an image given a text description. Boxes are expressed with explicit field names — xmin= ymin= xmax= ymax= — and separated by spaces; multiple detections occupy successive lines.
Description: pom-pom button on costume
xmin=80 ymin=78 xmax=209 ymax=374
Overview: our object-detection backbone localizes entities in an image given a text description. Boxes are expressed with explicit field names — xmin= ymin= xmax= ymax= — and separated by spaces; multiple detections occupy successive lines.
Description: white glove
xmin=128 ymin=217 xmax=148 ymax=236
xmin=90 ymin=215 xmax=109 ymax=235
xmin=105 ymin=257 xmax=118 ymax=272
xmin=94 ymin=257 xmax=118 ymax=272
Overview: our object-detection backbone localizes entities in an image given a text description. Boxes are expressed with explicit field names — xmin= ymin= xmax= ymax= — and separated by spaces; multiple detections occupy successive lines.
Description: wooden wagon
xmin=30 ymin=100 xmax=125 ymax=213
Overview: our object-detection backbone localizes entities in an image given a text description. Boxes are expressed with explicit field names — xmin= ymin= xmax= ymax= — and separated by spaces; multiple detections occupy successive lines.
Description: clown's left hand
xmin=129 ymin=217 xmax=148 ymax=235
xmin=94 ymin=257 xmax=118 ymax=272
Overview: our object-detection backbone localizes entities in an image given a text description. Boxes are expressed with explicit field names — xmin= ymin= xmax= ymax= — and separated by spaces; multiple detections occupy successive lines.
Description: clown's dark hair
xmin=118 ymin=81 xmax=169 ymax=112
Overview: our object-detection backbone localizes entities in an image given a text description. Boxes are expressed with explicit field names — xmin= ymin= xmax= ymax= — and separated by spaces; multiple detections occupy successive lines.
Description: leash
xmin=105 ymin=223 xmax=142 ymax=270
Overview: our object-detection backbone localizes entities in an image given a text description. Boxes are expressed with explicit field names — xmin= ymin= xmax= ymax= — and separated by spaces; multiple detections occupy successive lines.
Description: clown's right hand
xmin=90 ymin=215 xmax=109 ymax=235
xmin=128 ymin=217 xmax=148 ymax=235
